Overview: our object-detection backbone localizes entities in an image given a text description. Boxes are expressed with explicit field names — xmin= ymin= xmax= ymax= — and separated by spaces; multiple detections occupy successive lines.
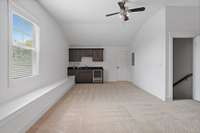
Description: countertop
xmin=68 ymin=67 xmax=103 ymax=70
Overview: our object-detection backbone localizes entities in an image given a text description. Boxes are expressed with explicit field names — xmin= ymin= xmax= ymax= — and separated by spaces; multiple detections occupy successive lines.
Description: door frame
xmin=167 ymin=32 xmax=196 ymax=101
xmin=193 ymin=35 xmax=200 ymax=101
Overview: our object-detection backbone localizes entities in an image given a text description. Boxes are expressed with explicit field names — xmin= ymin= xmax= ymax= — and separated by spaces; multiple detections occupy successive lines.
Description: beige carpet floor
xmin=28 ymin=82 xmax=200 ymax=133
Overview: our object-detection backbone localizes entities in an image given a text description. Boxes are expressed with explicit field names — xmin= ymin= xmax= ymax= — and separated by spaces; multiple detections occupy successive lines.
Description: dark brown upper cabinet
xmin=69 ymin=48 xmax=104 ymax=62
xmin=92 ymin=49 xmax=103 ymax=62
xmin=69 ymin=49 xmax=81 ymax=62
xmin=82 ymin=49 xmax=93 ymax=57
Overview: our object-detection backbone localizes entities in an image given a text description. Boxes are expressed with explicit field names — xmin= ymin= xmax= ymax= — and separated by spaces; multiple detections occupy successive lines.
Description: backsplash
xmin=69 ymin=57 xmax=103 ymax=67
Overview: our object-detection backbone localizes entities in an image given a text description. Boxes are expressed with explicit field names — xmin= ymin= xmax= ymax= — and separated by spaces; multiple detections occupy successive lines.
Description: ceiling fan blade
xmin=128 ymin=7 xmax=146 ymax=13
xmin=106 ymin=12 xmax=120 ymax=17
xmin=118 ymin=1 xmax=126 ymax=10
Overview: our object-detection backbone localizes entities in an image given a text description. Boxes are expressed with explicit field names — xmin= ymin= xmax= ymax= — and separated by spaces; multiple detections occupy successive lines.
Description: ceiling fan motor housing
xmin=105 ymin=0 xmax=145 ymax=21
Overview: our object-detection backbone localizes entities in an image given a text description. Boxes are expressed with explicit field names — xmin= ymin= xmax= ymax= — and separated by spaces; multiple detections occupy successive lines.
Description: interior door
xmin=193 ymin=36 xmax=200 ymax=101
xmin=115 ymin=49 xmax=131 ymax=81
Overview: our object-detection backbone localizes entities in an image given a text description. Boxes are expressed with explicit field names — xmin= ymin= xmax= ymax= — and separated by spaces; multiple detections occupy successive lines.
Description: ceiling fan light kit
xmin=106 ymin=0 xmax=146 ymax=21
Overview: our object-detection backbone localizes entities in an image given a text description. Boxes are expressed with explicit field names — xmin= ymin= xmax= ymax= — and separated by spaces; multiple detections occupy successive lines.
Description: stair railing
xmin=173 ymin=73 xmax=193 ymax=87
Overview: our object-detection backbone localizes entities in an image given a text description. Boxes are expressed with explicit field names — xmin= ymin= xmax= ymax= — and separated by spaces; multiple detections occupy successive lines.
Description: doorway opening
xmin=173 ymin=38 xmax=193 ymax=100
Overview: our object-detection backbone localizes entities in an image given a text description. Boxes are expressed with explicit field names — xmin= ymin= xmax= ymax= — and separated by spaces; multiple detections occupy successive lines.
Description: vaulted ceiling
xmin=38 ymin=0 xmax=200 ymax=46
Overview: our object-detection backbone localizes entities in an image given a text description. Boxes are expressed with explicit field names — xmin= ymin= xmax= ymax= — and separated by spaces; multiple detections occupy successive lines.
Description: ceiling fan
xmin=106 ymin=0 xmax=146 ymax=21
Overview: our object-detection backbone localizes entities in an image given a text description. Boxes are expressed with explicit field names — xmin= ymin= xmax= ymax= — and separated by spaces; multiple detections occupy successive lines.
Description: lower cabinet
xmin=68 ymin=67 xmax=103 ymax=83
xmin=76 ymin=70 xmax=93 ymax=83
xmin=68 ymin=68 xmax=76 ymax=76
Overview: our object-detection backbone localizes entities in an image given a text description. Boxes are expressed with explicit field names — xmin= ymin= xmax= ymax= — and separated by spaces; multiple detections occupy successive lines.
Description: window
xmin=9 ymin=12 xmax=39 ymax=79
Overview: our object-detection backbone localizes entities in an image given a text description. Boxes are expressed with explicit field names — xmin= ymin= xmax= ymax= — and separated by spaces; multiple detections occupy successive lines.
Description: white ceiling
xmin=38 ymin=0 xmax=200 ymax=46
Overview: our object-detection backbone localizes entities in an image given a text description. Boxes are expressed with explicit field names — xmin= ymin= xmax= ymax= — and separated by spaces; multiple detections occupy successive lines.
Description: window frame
xmin=9 ymin=2 xmax=40 ymax=80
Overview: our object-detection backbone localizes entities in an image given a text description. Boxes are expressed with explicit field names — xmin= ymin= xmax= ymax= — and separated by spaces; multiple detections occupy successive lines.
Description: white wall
xmin=166 ymin=6 xmax=200 ymax=35
xmin=166 ymin=6 xmax=200 ymax=100
xmin=131 ymin=8 xmax=167 ymax=101
xmin=0 ymin=0 xmax=9 ymax=104
xmin=1 ymin=0 xmax=70 ymax=103
xmin=131 ymin=6 xmax=200 ymax=101
xmin=0 ymin=0 xmax=74 ymax=132
xmin=69 ymin=46 xmax=132 ymax=82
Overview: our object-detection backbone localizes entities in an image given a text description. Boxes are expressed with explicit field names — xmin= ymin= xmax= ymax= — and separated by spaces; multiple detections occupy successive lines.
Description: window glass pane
xmin=12 ymin=14 xmax=33 ymax=48
xmin=9 ymin=14 xmax=35 ymax=79
xmin=9 ymin=46 xmax=32 ymax=79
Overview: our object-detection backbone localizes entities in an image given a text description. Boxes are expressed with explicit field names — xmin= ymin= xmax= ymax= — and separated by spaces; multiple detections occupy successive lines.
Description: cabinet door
xmin=81 ymin=49 xmax=93 ymax=57
xmin=68 ymin=69 xmax=77 ymax=76
xmin=76 ymin=70 xmax=93 ymax=83
xmin=69 ymin=49 xmax=81 ymax=62
xmin=93 ymin=49 xmax=103 ymax=62
xmin=69 ymin=49 xmax=74 ymax=61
